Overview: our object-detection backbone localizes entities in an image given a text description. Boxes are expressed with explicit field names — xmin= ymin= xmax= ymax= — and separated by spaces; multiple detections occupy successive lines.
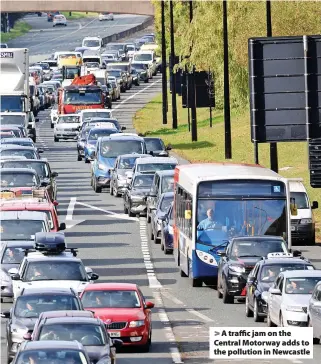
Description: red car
xmin=80 ymin=283 xmax=154 ymax=351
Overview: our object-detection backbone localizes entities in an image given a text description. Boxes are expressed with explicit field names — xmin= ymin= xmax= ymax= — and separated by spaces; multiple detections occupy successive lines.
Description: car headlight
xmin=301 ymin=218 xmax=312 ymax=224
xmin=195 ymin=250 xmax=218 ymax=266
xmin=286 ymin=306 xmax=303 ymax=312
xmin=98 ymin=163 xmax=108 ymax=171
xmin=129 ymin=320 xmax=145 ymax=328
xmin=131 ymin=195 xmax=144 ymax=201
xmin=229 ymin=265 xmax=245 ymax=273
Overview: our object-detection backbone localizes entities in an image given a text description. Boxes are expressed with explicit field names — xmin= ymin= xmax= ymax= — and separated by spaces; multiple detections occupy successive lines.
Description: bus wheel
xmin=180 ymin=268 xmax=187 ymax=277
xmin=192 ymin=278 xmax=202 ymax=287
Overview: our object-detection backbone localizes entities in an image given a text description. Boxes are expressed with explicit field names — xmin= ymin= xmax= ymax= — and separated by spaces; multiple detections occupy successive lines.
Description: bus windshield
xmin=196 ymin=180 xmax=287 ymax=245
xmin=64 ymin=90 xmax=102 ymax=105
xmin=0 ymin=96 xmax=24 ymax=112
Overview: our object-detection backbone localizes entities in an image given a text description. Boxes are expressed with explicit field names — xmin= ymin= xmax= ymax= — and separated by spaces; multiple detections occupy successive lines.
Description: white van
xmin=289 ymin=179 xmax=318 ymax=245
xmin=132 ymin=51 xmax=157 ymax=77
xmin=82 ymin=37 xmax=103 ymax=52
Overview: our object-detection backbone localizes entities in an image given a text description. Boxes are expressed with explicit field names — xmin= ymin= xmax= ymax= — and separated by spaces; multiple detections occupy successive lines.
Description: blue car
xmin=90 ymin=134 xmax=147 ymax=193
xmin=161 ymin=201 xmax=174 ymax=254
xmin=84 ymin=127 xmax=119 ymax=163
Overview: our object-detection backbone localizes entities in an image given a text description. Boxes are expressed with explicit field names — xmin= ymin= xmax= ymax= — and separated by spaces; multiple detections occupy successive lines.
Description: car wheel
xmin=114 ymin=187 xmax=120 ymax=197
xmin=155 ymin=231 xmax=161 ymax=244
xmin=160 ymin=235 xmax=164 ymax=251
xmin=110 ymin=183 xmax=114 ymax=196
xmin=217 ymin=276 xmax=223 ymax=298
xmin=140 ymin=331 xmax=151 ymax=352
xmin=164 ymin=247 xmax=172 ymax=255
xmin=85 ymin=158 xmax=90 ymax=164
xmin=309 ymin=319 xmax=320 ymax=344
xmin=222 ymin=280 xmax=234 ymax=304
xmin=145 ymin=78 xmax=149 ymax=83
xmin=253 ymin=298 xmax=263 ymax=322
xmin=123 ymin=203 xmax=128 ymax=214
xmin=279 ymin=313 xmax=284 ymax=327
xmin=128 ymin=205 xmax=135 ymax=217
xmin=77 ymin=154 xmax=82 ymax=161
xmin=267 ymin=311 xmax=276 ymax=327
xmin=51 ymin=123 xmax=54 ymax=129
xmin=54 ymin=137 xmax=59 ymax=142
xmin=147 ymin=211 xmax=151 ymax=223
xmin=245 ymin=296 xmax=253 ymax=317
xmin=93 ymin=178 xmax=102 ymax=193
xmin=308 ymin=233 xmax=315 ymax=245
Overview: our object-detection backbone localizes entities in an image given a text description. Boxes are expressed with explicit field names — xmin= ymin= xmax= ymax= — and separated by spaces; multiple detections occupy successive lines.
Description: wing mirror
xmin=35 ymin=118 xmax=39 ymax=122
xmin=312 ymin=201 xmax=319 ymax=209
xmin=59 ymin=222 xmax=66 ymax=231
xmin=216 ymin=250 xmax=226 ymax=257
xmin=247 ymin=276 xmax=256 ymax=284
xmin=40 ymin=181 xmax=48 ymax=187
xmin=90 ymin=273 xmax=99 ymax=281
xmin=269 ymin=288 xmax=281 ymax=295
xmin=8 ymin=268 xmax=19 ymax=276
xmin=111 ymin=339 xmax=123 ymax=349
xmin=1 ymin=311 xmax=10 ymax=319
xmin=23 ymin=332 xmax=32 ymax=341
xmin=90 ymin=151 xmax=96 ymax=159
xmin=121 ymin=126 xmax=126 ymax=131
xmin=145 ymin=301 xmax=154 ymax=309
xmin=292 ymin=250 xmax=302 ymax=257
xmin=166 ymin=144 xmax=172 ymax=150
xmin=52 ymin=171 xmax=58 ymax=178
xmin=53 ymin=200 xmax=59 ymax=206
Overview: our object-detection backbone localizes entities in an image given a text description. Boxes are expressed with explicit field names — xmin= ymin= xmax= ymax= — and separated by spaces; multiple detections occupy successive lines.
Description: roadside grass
xmin=134 ymin=93 xmax=321 ymax=239
xmin=0 ymin=21 xmax=31 ymax=42
xmin=61 ymin=12 xmax=99 ymax=20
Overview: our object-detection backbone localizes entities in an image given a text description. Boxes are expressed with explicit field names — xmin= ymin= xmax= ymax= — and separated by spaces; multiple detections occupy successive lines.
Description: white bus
xmin=173 ymin=163 xmax=294 ymax=288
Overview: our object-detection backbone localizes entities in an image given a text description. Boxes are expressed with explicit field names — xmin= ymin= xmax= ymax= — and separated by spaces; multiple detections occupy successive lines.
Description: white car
xmin=98 ymin=12 xmax=114 ymax=21
xmin=53 ymin=14 xmax=67 ymax=27
xmin=78 ymin=109 xmax=113 ymax=125
xmin=50 ymin=105 xmax=59 ymax=128
xmin=54 ymin=114 xmax=81 ymax=142
xmin=126 ymin=44 xmax=136 ymax=60
xmin=308 ymin=281 xmax=321 ymax=343
xmin=9 ymin=233 xmax=98 ymax=300
xmin=266 ymin=270 xmax=321 ymax=327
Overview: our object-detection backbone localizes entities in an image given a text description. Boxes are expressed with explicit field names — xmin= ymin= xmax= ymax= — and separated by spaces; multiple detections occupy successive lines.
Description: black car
xmin=123 ymin=173 xmax=155 ymax=217
xmin=11 ymin=340 xmax=92 ymax=364
xmin=0 ymin=159 xmax=58 ymax=201
xmin=144 ymin=137 xmax=171 ymax=157
xmin=130 ymin=68 xmax=140 ymax=86
xmin=150 ymin=192 xmax=174 ymax=244
xmin=245 ymin=255 xmax=314 ymax=322
xmin=107 ymin=69 xmax=127 ymax=92
xmin=131 ymin=62 xmax=149 ymax=83
xmin=31 ymin=316 xmax=121 ymax=363
xmin=160 ymin=201 xmax=174 ymax=255
xmin=217 ymin=236 xmax=302 ymax=304
xmin=101 ymin=85 xmax=112 ymax=109
xmin=1 ymin=287 xmax=83 ymax=363
xmin=0 ymin=241 xmax=34 ymax=300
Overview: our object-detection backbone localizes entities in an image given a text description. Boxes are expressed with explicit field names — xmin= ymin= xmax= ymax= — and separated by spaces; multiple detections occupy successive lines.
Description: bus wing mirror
xmin=312 ymin=201 xmax=318 ymax=209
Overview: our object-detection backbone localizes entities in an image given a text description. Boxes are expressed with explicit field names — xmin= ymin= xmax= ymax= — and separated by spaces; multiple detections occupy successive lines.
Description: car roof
xmin=281 ymin=270 xmax=321 ymax=278
xmin=135 ymin=157 xmax=177 ymax=164
xmin=0 ymin=145 xmax=36 ymax=151
xmin=39 ymin=311 xmax=93 ymax=319
xmin=83 ymin=282 xmax=138 ymax=291
xmin=21 ymin=340 xmax=83 ymax=350
xmin=0 ymin=200 xmax=52 ymax=210
xmin=0 ymin=167 xmax=38 ymax=174
xmin=259 ymin=258 xmax=312 ymax=265
xmin=155 ymin=170 xmax=175 ymax=177
xmin=25 ymin=251 xmax=81 ymax=262
xmin=20 ymin=287 xmax=77 ymax=296
xmin=144 ymin=137 xmax=163 ymax=141
xmin=232 ymin=236 xmax=284 ymax=242
xmin=1 ymin=159 xmax=48 ymax=164
xmin=1 ymin=210 xmax=47 ymax=220
xmin=41 ymin=317 xmax=101 ymax=325
xmin=59 ymin=114 xmax=80 ymax=117
xmin=2 ymin=241 xmax=34 ymax=248
xmin=118 ymin=153 xmax=149 ymax=159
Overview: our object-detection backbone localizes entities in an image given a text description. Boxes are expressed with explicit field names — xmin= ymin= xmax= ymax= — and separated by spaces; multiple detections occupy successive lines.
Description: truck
xmin=61 ymin=65 xmax=81 ymax=87
xmin=0 ymin=48 xmax=37 ymax=141
xmin=58 ymin=74 xmax=105 ymax=114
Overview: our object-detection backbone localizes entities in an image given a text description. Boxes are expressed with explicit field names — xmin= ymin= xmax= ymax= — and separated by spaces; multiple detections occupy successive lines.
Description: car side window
xmin=138 ymin=289 xmax=146 ymax=306
xmin=274 ymin=276 xmax=281 ymax=289
xmin=278 ymin=277 xmax=284 ymax=293
xmin=250 ymin=264 xmax=259 ymax=279
xmin=155 ymin=175 xmax=160 ymax=194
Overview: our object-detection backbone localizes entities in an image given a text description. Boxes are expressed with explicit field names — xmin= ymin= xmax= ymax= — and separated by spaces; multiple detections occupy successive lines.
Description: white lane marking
xmin=66 ymin=197 xmax=76 ymax=221
xmin=185 ymin=308 xmax=214 ymax=323
xmin=77 ymin=201 xmax=138 ymax=221
xmin=114 ymin=79 xmax=162 ymax=110
xmin=161 ymin=291 xmax=184 ymax=305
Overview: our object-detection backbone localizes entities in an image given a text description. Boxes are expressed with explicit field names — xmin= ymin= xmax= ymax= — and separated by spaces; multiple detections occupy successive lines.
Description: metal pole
xmin=223 ymin=0 xmax=232 ymax=159
xmin=266 ymin=0 xmax=278 ymax=172
xmin=161 ymin=0 xmax=167 ymax=125
xmin=189 ymin=0 xmax=197 ymax=141
xmin=170 ymin=0 xmax=178 ymax=129
xmin=209 ymin=69 xmax=213 ymax=127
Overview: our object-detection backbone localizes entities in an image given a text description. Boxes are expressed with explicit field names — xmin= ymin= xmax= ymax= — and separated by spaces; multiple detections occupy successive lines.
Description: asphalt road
xmin=2 ymin=16 xmax=321 ymax=364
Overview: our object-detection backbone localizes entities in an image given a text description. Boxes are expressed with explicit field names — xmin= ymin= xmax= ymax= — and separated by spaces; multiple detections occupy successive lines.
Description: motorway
xmin=2 ymin=13 xmax=321 ymax=364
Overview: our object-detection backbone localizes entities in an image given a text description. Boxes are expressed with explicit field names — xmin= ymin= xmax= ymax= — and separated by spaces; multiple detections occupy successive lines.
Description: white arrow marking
xmin=66 ymin=197 xmax=77 ymax=221
xmin=65 ymin=219 xmax=86 ymax=229
xmin=77 ymin=201 xmax=138 ymax=222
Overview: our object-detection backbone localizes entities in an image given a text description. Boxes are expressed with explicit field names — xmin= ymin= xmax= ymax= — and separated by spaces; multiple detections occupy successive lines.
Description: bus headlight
xmin=196 ymin=250 xmax=218 ymax=266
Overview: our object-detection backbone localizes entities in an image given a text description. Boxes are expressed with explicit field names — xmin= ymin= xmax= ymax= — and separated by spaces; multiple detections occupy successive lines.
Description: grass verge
xmin=134 ymin=92 xmax=321 ymax=239
xmin=1 ymin=21 xmax=31 ymax=42
xmin=61 ymin=12 xmax=98 ymax=20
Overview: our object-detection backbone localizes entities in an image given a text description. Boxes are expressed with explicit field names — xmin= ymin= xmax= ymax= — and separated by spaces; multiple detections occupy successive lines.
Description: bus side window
xmin=185 ymin=195 xmax=192 ymax=239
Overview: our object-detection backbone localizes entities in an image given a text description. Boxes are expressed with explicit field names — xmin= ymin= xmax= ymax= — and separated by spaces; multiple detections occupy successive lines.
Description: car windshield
xmin=16 ymin=350 xmax=88 ymax=364
xmin=1 ymin=140 xmax=33 ymax=147
xmin=160 ymin=195 xmax=173 ymax=212
xmin=260 ymin=264 xmax=314 ymax=283
xmin=23 ymin=261 xmax=87 ymax=282
xmin=100 ymin=140 xmax=143 ymax=158
xmin=39 ymin=323 xmax=105 ymax=346
xmin=14 ymin=294 xmax=80 ymax=318
xmin=58 ymin=116 xmax=80 ymax=124
xmin=2 ymin=246 xmax=31 ymax=264
xmin=82 ymin=290 xmax=141 ymax=308
xmin=134 ymin=54 xmax=152 ymax=62
xmin=0 ymin=172 xmax=38 ymax=187
xmin=145 ymin=138 xmax=164 ymax=151
xmin=161 ymin=176 xmax=174 ymax=193
xmin=0 ymin=149 xmax=36 ymax=160
xmin=108 ymin=70 xmax=122 ymax=78
xmin=133 ymin=175 xmax=154 ymax=188
xmin=83 ymin=40 xmax=100 ymax=47
xmin=0 ymin=115 xmax=25 ymax=126
xmin=0 ymin=220 xmax=45 ymax=240
xmin=285 ymin=277 xmax=321 ymax=294
xmin=137 ymin=163 xmax=176 ymax=173
xmin=229 ymin=240 xmax=287 ymax=260
xmin=83 ymin=111 xmax=111 ymax=119
xmin=290 ymin=192 xmax=309 ymax=209
xmin=119 ymin=156 xmax=140 ymax=169
xmin=88 ymin=129 xmax=117 ymax=140
xmin=1 ymin=161 xmax=50 ymax=178
xmin=38 ymin=63 xmax=50 ymax=70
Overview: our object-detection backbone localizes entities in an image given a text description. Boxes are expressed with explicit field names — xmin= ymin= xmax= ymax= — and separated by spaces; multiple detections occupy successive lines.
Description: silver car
xmin=308 ymin=281 xmax=321 ymax=343
xmin=54 ymin=114 xmax=81 ymax=142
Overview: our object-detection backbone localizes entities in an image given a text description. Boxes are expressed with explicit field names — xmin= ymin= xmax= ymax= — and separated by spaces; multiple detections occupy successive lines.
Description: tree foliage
xmin=153 ymin=0 xmax=321 ymax=109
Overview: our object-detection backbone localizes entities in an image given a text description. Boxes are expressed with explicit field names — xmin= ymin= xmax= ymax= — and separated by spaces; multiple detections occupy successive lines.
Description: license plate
xmin=109 ymin=332 xmax=121 ymax=337
xmin=291 ymin=226 xmax=295 ymax=231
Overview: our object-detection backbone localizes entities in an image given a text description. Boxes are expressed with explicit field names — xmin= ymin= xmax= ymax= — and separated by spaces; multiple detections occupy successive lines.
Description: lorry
xmin=58 ymin=74 xmax=105 ymax=114
xmin=0 ymin=48 xmax=37 ymax=142
xmin=61 ymin=65 xmax=81 ymax=87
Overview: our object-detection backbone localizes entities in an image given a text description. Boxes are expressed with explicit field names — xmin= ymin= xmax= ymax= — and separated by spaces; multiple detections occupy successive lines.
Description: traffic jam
xmin=1 ymin=12 xmax=321 ymax=364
